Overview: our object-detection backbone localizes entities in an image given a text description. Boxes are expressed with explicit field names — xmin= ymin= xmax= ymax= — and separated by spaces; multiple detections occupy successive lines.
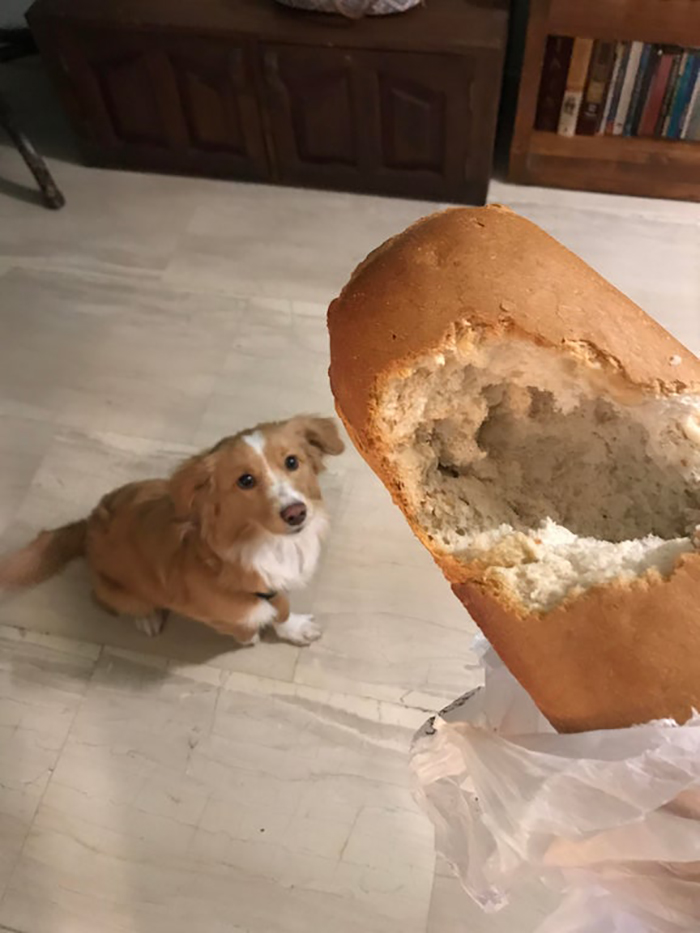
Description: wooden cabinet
xmin=28 ymin=0 xmax=508 ymax=204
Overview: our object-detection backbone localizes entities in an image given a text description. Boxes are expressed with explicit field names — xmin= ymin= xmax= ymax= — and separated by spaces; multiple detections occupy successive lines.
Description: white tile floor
xmin=0 ymin=58 xmax=698 ymax=933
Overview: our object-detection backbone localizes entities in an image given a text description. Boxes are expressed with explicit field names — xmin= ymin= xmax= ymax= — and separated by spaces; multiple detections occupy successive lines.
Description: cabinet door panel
xmin=166 ymin=40 xmax=268 ymax=176
xmin=176 ymin=53 xmax=246 ymax=152
xmin=54 ymin=28 xmax=269 ymax=179
xmin=58 ymin=29 xmax=180 ymax=153
xmin=97 ymin=48 xmax=166 ymax=146
xmin=362 ymin=50 xmax=477 ymax=200
xmin=377 ymin=72 xmax=446 ymax=172
xmin=262 ymin=45 xmax=364 ymax=186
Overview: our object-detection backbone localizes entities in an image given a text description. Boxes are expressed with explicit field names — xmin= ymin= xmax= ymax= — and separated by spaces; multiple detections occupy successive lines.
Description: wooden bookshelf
xmin=509 ymin=0 xmax=700 ymax=200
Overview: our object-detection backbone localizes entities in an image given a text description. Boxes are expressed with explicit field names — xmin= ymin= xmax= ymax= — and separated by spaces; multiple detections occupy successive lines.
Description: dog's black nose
xmin=281 ymin=502 xmax=307 ymax=527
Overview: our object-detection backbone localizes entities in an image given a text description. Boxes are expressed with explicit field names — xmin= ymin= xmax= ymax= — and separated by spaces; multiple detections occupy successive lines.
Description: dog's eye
xmin=285 ymin=455 xmax=299 ymax=472
xmin=237 ymin=473 xmax=256 ymax=490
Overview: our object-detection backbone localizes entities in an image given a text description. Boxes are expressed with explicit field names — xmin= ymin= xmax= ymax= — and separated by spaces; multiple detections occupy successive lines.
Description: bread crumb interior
xmin=377 ymin=337 xmax=700 ymax=612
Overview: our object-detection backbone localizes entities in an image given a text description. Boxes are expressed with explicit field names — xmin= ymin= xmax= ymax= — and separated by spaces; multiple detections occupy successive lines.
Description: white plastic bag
xmin=411 ymin=639 xmax=700 ymax=932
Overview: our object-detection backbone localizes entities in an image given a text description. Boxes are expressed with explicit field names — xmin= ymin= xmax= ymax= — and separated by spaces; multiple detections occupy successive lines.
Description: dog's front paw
xmin=274 ymin=613 xmax=322 ymax=646
xmin=133 ymin=611 xmax=167 ymax=638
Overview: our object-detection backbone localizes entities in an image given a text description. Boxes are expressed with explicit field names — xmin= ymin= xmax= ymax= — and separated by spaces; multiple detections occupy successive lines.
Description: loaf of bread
xmin=328 ymin=205 xmax=700 ymax=732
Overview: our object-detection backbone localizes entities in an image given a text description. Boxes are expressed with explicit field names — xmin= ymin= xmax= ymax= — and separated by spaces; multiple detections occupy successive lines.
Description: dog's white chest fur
xmin=242 ymin=511 xmax=328 ymax=591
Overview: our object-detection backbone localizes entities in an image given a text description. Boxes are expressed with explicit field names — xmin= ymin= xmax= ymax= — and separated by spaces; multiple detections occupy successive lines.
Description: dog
xmin=0 ymin=416 xmax=344 ymax=646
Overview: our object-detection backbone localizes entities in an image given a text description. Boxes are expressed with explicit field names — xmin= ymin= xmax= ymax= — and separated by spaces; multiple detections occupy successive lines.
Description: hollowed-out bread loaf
xmin=328 ymin=205 xmax=700 ymax=732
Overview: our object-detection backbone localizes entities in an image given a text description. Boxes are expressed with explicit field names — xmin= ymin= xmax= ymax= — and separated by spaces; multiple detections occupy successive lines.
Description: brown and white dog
xmin=0 ymin=417 xmax=344 ymax=646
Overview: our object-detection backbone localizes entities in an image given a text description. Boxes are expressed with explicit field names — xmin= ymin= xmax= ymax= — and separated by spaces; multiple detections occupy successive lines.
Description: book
xmin=667 ymin=53 xmax=697 ymax=138
xmin=535 ymin=36 xmax=574 ymax=132
xmin=662 ymin=51 xmax=689 ymax=135
xmin=577 ymin=40 xmax=616 ymax=134
xmin=681 ymin=72 xmax=700 ymax=138
xmin=623 ymin=43 xmax=653 ymax=135
xmin=638 ymin=46 xmax=671 ymax=136
xmin=683 ymin=70 xmax=700 ymax=140
xmin=679 ymin=55 xmax=700 ymax=138
xmin=630 ymin=44 xmax=661 ymax=135
xmin=613 ymin=41 xmax=644 ymax=135
xmin=655 ymin=50 xmax=683 ymax=136
xmin=557 ymin=37 xmax=594 ymax=136
xmin=599 ymin=41 xmax=629 ymax=135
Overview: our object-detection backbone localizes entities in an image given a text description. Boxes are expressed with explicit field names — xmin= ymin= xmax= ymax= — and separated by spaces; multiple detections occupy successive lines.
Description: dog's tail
xmin=0 ymin=520 xmax=87 ymax=591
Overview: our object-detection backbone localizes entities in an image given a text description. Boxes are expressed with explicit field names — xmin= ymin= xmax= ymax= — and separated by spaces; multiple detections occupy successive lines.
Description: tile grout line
xmin=0 ymin=621 xmax=450 ymax=722
xmin=0 ymin=635 xmax=449 ymax=743
xmin=2 ymin=256 xmax=340 ymax=309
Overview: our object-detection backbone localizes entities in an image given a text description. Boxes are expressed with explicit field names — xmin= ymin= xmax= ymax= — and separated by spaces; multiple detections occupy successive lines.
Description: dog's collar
xmin=255 ymin=590 xmax=278 ymax=601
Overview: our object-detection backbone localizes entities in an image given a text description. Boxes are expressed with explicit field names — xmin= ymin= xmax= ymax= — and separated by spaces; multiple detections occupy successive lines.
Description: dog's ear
xmin=293 ymin=416 xmax=345 ymax=471
xmin=170 ymin=452 xmax=215 ymax=519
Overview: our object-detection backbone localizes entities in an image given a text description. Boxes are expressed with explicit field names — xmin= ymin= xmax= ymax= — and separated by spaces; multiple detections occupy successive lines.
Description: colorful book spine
xmin=534 ymin=36 xmax=700 ymax=141
xmin=599 ymin=41 xmax=628 ymax=135
xmin=613 ymin=41 xmax=644 ymax=136
xmin=655 ymin=50 xmax=683 ymax=136
xmin=638 ymin=46 xmax=670 ymax=136
xmin=667 ymin=53 xmax=697 ymax=138
xmin=535 ymin=36 xmax=575 ymax=131
xmin=678 ymin=55 xmax=700 ymax=138
xmin=682 ymin=68 xmax=700 ymax=140
xmin=557 ymin=37 xmax=594 ymax=136
xmin=624 ymin=43 xmax=653 ymax=135
xmin=577 ymin=40 xmax=616 ymax=134
xmin=662 ymin=51 xmax=689 ymax=136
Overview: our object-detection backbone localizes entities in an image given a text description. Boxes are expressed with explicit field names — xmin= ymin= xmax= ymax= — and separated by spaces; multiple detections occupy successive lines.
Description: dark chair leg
xmin=0 ymin=89 xmax=65 ymax=210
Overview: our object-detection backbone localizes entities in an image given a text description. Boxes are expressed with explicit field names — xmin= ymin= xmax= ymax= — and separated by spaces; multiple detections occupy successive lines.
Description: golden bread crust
xmin=328 ymin=205 xmax=700 ymax=731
